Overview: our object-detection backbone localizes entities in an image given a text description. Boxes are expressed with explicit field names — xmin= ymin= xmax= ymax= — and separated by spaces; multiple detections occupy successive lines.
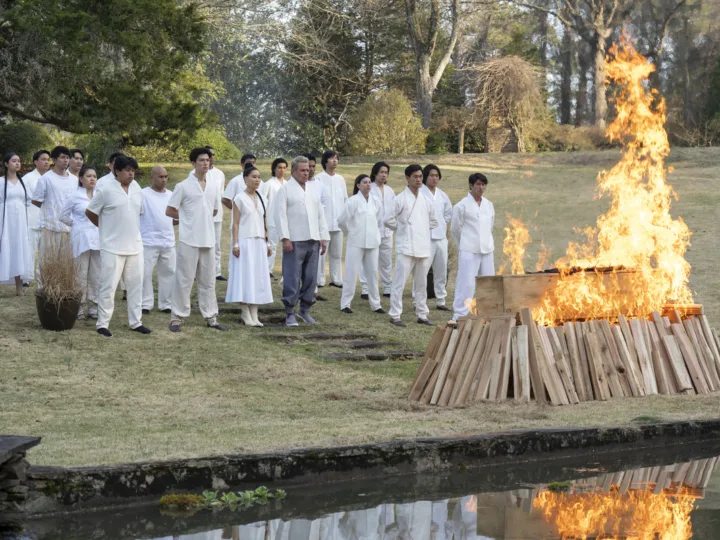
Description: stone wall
xmin=0 ymin=452 xmax=30 ymax=514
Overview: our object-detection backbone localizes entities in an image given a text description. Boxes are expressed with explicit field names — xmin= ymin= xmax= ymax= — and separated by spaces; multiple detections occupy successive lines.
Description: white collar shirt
xmin=22 ymin=169 xmax=42 ymax=230
xmin=167 ymin=173 xmax=218 ymax=248
xmin=274 ymin=177 xmax=330 ymax=243
xmin=60 ymin=187 xmax=100 ymax=257
xmin=384 ymin=187 xmax=438 ymax=258
xmin=233 ymin=191 xmax=266 ymax=240
xmin=140 ymin=187 xmax=176 ymax=248
xmin=450 ymin=194 xmax=495 ymax=254
xmin=420 ymin=184 xmax=453 ymax=240
xmin=223 ymin=174 xmax=245 ymax=231
xmin=338 ymin=193 xmax=382 ymax=249
xmin=97 ymin=172 xmax=115 ymax=189
xmin=315 ymin=171 xmax=347 ymax=231
xmin=86 ymin=179 xmax=143 ymax=255
xmin=370 ymin=182 xmax=396 ymax=238
xmin=32 ymin=170 xmax=79 ymax=232
xmin=193 ymin=167 xmax=225 ymax=223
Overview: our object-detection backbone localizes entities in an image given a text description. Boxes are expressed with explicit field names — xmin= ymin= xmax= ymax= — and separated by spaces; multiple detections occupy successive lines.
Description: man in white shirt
xmin=451 ymin=173 xmax=495 ymax=321
xmin=305 ymin=153 xmax=329 ymax=302
xmin=261 ymin=157 xmax=288 ymax=275
xmin=68 ymin=149 xmax=84 ymax=177
xmin=221 ymin=153 xmax=256 ymax=211
xmin=315 ymin=150 xmax=347 ymax=287
xmin=141 ymin=166 xmax=176 ymax=314
xmin=31 ymin=146 xmax=78 ymax=266
xmin=275 ymin=155 xmax=329 ymax=326
xmin=23 ymin=149 xmax=51 ymax=283
xmin=166 ymin=148 xmax=227 ymax=333
xmin=420 ymin=164 xmax=453 ymax=311
xmin=202 ymin=146 xmax=227 ymax=281
xmin=97 ymin=152 xmax=125 ymax=189
xmin=384 ymin=164 xmax=438 ymax=327
xmin=85 ymin=156 xmax=151 ymax=337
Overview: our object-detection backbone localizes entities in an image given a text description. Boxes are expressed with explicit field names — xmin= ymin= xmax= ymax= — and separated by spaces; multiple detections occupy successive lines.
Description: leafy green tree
xmin=0 ymin=123 xmax=53 ymax=163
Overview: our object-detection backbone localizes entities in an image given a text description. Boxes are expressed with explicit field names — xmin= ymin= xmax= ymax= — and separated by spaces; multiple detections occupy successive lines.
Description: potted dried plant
xmin=35 ymin=238 xmax=83 ymax=331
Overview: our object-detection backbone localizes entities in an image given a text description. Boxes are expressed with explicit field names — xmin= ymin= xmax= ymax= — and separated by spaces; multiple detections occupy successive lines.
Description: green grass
xmin=2 ymin=148 xmax=720 ymax=467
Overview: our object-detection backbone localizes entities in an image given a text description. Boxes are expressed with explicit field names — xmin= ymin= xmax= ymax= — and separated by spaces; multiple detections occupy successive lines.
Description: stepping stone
xmin=267 ymin=332 xmax=376 ymax=342
xmin=324 ymin=341 xmax=392 ymax=349
xmin=325 ymin=350 xmax=424 ymax=361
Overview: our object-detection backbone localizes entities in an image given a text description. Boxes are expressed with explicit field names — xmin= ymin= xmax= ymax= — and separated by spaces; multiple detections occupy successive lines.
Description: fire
xmin=532 ymin=34 xmax=692 ymax=325
xmin=536 ymin=240 xmax=552 ymax=272
xmin=498 ymin=213 xmax=531 ymax=275
xmin=534 ymin=486 xmax=696 ymax=539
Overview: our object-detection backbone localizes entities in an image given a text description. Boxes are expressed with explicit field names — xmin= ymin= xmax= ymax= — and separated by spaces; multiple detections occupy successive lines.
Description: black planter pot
xmin=35 ymin=291 xmax=81 ymax=331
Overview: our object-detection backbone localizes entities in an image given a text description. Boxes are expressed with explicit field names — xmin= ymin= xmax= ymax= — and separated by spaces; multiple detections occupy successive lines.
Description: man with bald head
xmin=140 ymin=166 xmax=177 ymax=313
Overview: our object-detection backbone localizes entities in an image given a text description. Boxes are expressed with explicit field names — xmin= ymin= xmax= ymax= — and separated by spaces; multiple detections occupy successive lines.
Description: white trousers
xmin=428 ymin=238 xmax=449 ymax=305
xmin=360 ymin=234 xmax=393 ymax=295
xmin=142 ymin=246 xmax=176 ymax=310
xmin=452 ymin=250 xmax=495 ymax=320
xmin=389 ymin=254 xmax=430 ymax=320
xmin=75 ymin=250 xmax=100 ymax=315
xmin=317 ymin=230 xmax=343 ymax=286
xmin=171 ymin=242 xmax=218 ymax=321
xmin=341 ymin=246 xmax=380 ymax=310
xmin=29 ymin=228 xmax=42 ymax=281
xmin=96 ymin=250 xmax=143 ymax=330
xmin=214 ymin=221 xmax=222 ymax=277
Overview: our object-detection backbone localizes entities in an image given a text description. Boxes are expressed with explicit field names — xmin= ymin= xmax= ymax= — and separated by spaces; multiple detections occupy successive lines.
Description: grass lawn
xmin=2 ymin=148 xmax=720 ymax=468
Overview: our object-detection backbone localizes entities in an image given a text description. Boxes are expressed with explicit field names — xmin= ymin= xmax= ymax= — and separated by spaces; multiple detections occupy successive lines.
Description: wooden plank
xmin=618 ymin=315 xmax=639 ymax=364
xmin=545 ymin=326 xmax=579 ymax=404
xmin=445 ymin=319 xmax=487 ymax=406
xmin=411 ymin=326 xmax=444 ymax=389
xmin=472 ymin=319 xmax=505 ymax=401
xmin=671 ymin=323 xmax=710 ymax=394
xmin=690 ymin=317 xmax=720 ymax=390
xmin=699 ymin=315 xmax=720 ymax=380
xmin=612 ymin=325 xmax=644 ymax=396
xmin=518 ymin=308 xmax=548 ymax=404
xmin=619 ymin=470 xmax=633 ymax=494
xmin=662 ymin=304 xmax=704 ymax=317
xmin=437 ymin=320 xmax=474 ymax=406
xmin=630 ymin=318 xmax=658 ymax=395
xmin=452 ymin=322 xmax=490 ymax=406
xmin=511 ymin=327 xmax=519 ymax=399
xmin=517 ymin=325 xmax=530 ymax=402
xmin=584 ymin=328 xmax=610 ymax=400
xmin=564 ymin=322 xmax=587 ymax=401
xmin=575 ymin=322 xmax=594 ymax=400
xmin=410 ymin=326 xmax=451 ymax=401
xmin=496 ymin=317 xmax=514 ymax=401
xmin=488 ymin=317 xmax=512 ymax=400
xmin=430 ymin=329 xmax=461 ymax=405
xmin=537 ymin=325 xmax=571 ymax=405
xmin=672 ymin=461 xmax=691 ymax=485
xmin=646 ymin=322 xmax=672 ymax=395
xmin=600 ymin=320 xmax=631 ymax=397
xmin=592 ymin=321 xmax=624 ymax=398
xmin=700 ymin=457 xmax=716 ymax=488
xmin=662 ymin=335 xmax=695 ymax=392
xmin=684 ymin=318 xmax=716 ymax=391
xmin=473 ymin=275 xmax=505 ymax=314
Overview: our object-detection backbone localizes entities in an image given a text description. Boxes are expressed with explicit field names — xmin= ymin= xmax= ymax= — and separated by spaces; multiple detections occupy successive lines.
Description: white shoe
xmin=249 ymin=305 xmax=263 ymax=327
xmin=240 ymin=305 xmax=255 ymax=326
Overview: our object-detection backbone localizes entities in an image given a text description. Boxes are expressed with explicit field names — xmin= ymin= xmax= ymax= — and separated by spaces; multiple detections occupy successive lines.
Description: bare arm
xmin=222 ymin=197 xmax=233 ymax=210
xmin=166 ymin=206 xmax=179 ymax=220
xmin=85 ymin=209 xmax=99 ymax=227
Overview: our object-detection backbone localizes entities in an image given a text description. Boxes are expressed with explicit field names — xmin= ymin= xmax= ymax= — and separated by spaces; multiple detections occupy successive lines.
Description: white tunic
xmin=60 ymin=187 xmax=100 ymax=257
xmin=22 ymin=169 xmax=42 ymax=230
xmin=208 ymin=167 xmax=225 ymax=223
xmin=420 ymin=184 xmax=453 ymax=240
xmin=233 ymin=191 xmax=266 ymax=240
xmin=451 ymin=194 xmax=495 ymax=254
xmin=384 ymin=187 xmax=438 ymax=258
xmin=0 ymin=178 xmax=32 ymax=280
xmin=274 ymin=177 xmax=330 ymax=243
xmin=337 ymin=193 xmax=382 ymax=249
xmin=316 ymin=171 xmax=347 ymax=231
xmin=96 ymin=172 xmax=114 ymax=189
xmin=33 ymin=170 xmax=78 ymax=232
xmin=370 ymin=182 xmax=395 ymax=238
xmin=167 ymin=174 xmax=219 ymax=248
xmin=86 ymin=180 xmax=144 ymax=256
xmin=223 ymin=173 xmax=245 ymax=230
xmin=140 ymin=188 xmax=175 ymax=249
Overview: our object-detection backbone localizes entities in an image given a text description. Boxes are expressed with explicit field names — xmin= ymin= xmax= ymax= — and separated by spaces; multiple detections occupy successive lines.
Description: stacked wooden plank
xmin=409 ymin=306 xmax=720 ymax=405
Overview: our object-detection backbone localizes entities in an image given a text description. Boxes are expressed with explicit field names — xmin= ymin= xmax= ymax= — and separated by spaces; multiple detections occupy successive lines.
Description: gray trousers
xmin=281 ymin=240 xmax=320 ymax=313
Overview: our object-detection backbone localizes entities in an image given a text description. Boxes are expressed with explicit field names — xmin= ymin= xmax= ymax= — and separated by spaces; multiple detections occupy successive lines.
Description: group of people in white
xmin=0 ymin=145 xmax=496 ymax=335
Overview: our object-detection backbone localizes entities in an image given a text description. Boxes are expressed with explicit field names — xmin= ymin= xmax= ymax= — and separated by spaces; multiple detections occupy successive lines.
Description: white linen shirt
xmin=223 ymin=173 xmax=245 ymax=230
xmin=23 ymin=169 xmax=42 ymax=230
xmin=274 ymin=177 xmax=330 ymax=243
xmin=193 ymin=167 xmax=225 ymax=223
xmin=233 ymin=191 xmax=266 ymax=240
xmin=140 ymin=187 xmax=175 ymax=249
xmin=420 ymin=184 xmax=453 ymax=240
xmin=370 ymin=182 xmax=395 ymax=239
xmin=384 ymin=187 xmax=438 ymax=258
xmin=33 ymin=170 xmax=78 ymax=232
xmin=338 ymin=193 xmax=382 ymax=249
xmin=60 ymin=188 xmax=100 ymax=257
xmin=316 ymin=171 xmax=347 ymax=232
xmin=96 ymin=172 xmax=115 ymax=189
xmin=450 ymin=194 xmax=495 ymax=254
xmin=86 ymin=179 xmax=143 ymax=256
xmin=167 ymin=173 xmax=218 ymax=248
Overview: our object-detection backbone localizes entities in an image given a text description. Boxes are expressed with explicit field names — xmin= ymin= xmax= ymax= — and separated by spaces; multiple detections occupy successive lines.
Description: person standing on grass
xmin=222 ymin=153 xmax=256 ymax=210
xmin=420 ymin=164 xmax=453 ymax=312
xmin=60 ymin=166 xmax=100 ymax=320
xmin=97 ymin=152 xmax=124 ymax=189
xmin=360 ymin=161 xmax=394 ymax=300
xmin=86 ymin=156 xmax=151 ymax=337
xmin=304 ymin=153 xmax=329 ymax=302
xmin=260 ymin=157 xmax=287 ymax=277
xmin=166 ymin=148 xmax=227 ymax=333
xmin=23 ymin=149 xmax=51 ymax=283
xmin=385 ymin=164 xmax=438 ymax=328
xmin=451 ymin=173 xmax=495 ymax=321
xmin=316 ymin=150 xmax=347 ymax=288
xmin=0 ymin=152 xmax=31 ymax=296
xmin=337 ymin=174 xmax=385 ymax=315
xmin=68 ymin=149 xmax=84 ymax=178
xmin=202 ymin=146 xmax=227 ymax=282
xmin=275 ymin=155 xmax=329 ymax=327
xmin=226 ymin=164 xmax=273 ymax=327
xmin=140 ymin=166 xmax=176 ymax=315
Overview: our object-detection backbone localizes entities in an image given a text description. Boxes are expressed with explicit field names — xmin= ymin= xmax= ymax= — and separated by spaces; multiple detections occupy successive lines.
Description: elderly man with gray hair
xmin=274 ymin=155 xmax=330 ymax=326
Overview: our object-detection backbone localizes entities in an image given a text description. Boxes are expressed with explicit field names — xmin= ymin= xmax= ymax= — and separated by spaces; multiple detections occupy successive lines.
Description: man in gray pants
xmin=274 ymin=156 xmax=329 ymax=326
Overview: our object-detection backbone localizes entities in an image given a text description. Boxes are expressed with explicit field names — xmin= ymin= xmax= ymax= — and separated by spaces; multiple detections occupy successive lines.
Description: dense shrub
xmin=425 ymin=130 xmax=452 ymax=154
xmin=527 ymin=123 xmax=611 ymax=152
xmin=0 ymin=123 xmax=53 ymax=163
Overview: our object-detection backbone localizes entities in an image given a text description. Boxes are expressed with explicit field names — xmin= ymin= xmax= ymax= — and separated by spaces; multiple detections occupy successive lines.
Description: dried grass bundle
xmin=37 ymin=235 xmax=82 ymax=304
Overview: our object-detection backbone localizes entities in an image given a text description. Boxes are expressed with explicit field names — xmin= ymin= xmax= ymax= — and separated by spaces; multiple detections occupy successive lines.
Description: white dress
xmin=0 ymin=178 xmax=32 ymax=281
xmin=225 ymin=191 xmax=273 ymax=305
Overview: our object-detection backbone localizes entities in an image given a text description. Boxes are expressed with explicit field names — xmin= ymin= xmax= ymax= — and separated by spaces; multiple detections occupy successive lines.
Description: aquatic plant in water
xmin=159 ymin=487 xmax=286 ymax=512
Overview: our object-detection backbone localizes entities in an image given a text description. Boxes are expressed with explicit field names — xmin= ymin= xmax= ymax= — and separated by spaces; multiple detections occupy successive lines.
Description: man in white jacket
xmin=23 ymin=149 xmax=51 ymax=283
xmin=260 ymin=157 xmax=288 ymax=275
xmin=315 ymin=150 xmax=347 ymax=287
xmin=451 ymin=173 xmax=495 ymax=321
xmin=385 ymin=164 xmax=438 ymax=327
xmin=204 ymin=146 xmax=227 ymax=281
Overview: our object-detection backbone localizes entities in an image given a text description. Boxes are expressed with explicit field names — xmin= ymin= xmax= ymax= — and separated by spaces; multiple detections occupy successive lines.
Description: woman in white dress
xmin=60 ymin=166 xmax=100 ymax=320
xmin=360 ymin=161 xmax=394 ymax=299
xmin=225 ymin=164 xmax=273 ymax=327
xmin=0 ymin=152 xmax=32 ymax=295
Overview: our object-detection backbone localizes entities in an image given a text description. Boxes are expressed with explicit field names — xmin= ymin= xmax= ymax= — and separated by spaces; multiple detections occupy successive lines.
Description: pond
xmin=16 ymin=439 xmax=720 ymax=539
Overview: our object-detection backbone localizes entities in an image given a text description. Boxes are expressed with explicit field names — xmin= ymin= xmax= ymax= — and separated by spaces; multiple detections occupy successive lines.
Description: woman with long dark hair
xmin=0 ymin=152 xmax=32 ymax=295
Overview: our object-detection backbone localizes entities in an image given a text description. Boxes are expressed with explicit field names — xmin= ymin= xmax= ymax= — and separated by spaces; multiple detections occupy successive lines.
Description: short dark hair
xmin=370 ymin=161 xmax=390 ymax=183
xmin=77 ymin=165 xmax=97 ymax=187
xmin=50 ymin=146 xmax=71 ymax=160
xmin=107 ymin=152 xmax=124 ymax=164
xmin=404 ymin=164 xmax=422 ymax=177
xmin=204 ymin=145 xmax=215 ymax=157
xmin=32 ymin=150 xmax=50 ymax=162
xmin=190 ymin=147 xmax=211 ymax=162
xmin=271 ymin=157 xmax=288 ymax=177
xmin=353 ymin=174 xmax=369 ymax=195
xmin=303 ymin=153 xmax=316 ymax=163
xmin=422 ymin=164 xmax=441 ymax=184
xmin=321 ymin=150 xmax=339 ymax=170
xmin=240 ymin=153 xmax=256 ymax=165
xmin=113 ymin=155 xmax=139 ymax=172
xmin=70 ymin=148 xmax=84 ymax=160
xmin=469 ymin=172 xmax=488 ymax=186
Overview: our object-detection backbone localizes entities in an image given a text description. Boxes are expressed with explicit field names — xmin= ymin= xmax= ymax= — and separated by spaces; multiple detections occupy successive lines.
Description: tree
xmin=0 ymin=0 xmax=215 ymax=145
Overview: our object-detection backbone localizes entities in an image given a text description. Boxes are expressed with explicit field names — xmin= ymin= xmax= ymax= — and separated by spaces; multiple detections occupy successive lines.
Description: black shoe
xmin=329 ymin=282 xmax=343 ymax=288
xmin=360 ymin=294 xmax=369 ymax=300
xmin=390 ymin=319 xmax=406 ymax=327
xmin=97 ymin=328 xmax=112 ymax=337
xmin=417 ymin=318 xmax=435 ymax=326
xmin=216 ymin=276 xmax=227 ymax=281
xmin=22 ymin=282 xmax=30 ymax=288
xmin=383 ymin=293 xmax=391 ymax=298
xmin=315 ymin=295 xmax=328 ymax=302
xmin=160 ymin=308 xmax=171 ymax=314
xmin=133 ymin=325 xmax=152 ymax=334
xmin=208 ymin=321 xmax=228 ymax=332
xmin=122 ymin=290 xmax=127 ymax=301
xmin=142 ymin=309 xmax=150 ymax=315
xmin=169 ymin=322 xmax=181 ymax=333
xmin=374 ymin=308 xmax=386 ymax=314
xmin=341 ymin=307 xmax=353 ymax=314
xmin=437 ymin=305 xmax=451 ymax=312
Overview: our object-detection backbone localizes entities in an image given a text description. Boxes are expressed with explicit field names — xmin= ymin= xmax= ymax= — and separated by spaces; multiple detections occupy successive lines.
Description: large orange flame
xmin=533 ymin=34 xmax=692 ymax=325
xmin=498 ymin=213 xmax=531 ymax=275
